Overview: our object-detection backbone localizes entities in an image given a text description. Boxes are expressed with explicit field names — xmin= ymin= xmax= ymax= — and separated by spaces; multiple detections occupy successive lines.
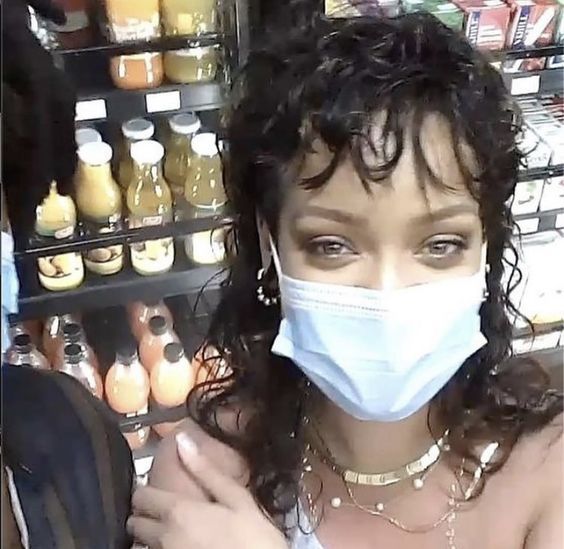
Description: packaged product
xmin=453 ymin=0 xmax=511 ymax=50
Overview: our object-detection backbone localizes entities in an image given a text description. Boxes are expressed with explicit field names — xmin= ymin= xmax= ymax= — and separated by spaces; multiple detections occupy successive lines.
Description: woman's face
xmin=277 ymin=113 xmax=484 ymax=288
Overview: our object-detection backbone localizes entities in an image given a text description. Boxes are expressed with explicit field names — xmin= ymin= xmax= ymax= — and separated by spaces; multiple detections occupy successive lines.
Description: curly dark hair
xmin=191 ymin=11 xmax=563 ymax=527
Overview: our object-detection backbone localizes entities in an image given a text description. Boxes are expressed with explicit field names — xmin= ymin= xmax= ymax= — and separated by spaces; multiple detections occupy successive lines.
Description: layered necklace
xmin=298 ymin=416 xmax=497 ymax=548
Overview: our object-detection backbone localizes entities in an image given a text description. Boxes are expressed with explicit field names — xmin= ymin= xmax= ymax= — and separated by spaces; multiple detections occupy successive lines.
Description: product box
xmin=517 ymin=122 xmax=553 ymax=167
xmin=539 ymin=175 xmax=564 ymax=210
xmin=453 ymin=0 xmax=512 ymax=50
xmin=504 ymin=0 xmax=559 ymax=72
xmin=325 ymin=0 xmax=401 ymax=17
xmin=403 ymin=0 xmax=466 ymax=29
xmin=512 ymin=179 xmax=545 ymax=214
xmin=547 ymin=0 xmax=564 ymax=67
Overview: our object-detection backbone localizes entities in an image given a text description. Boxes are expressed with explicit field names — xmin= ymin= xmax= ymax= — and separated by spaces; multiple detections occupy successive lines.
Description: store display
xmin=105 ymin=343 xmax=151 ymax=450
xmin=139 ymin=315 xmax=179 ymax=372
xmin=183 ymin=133 xmax=227 ymax=265
xmin=75 ymin=128 xmax=102 ymax=148
xmin=403 ymin=0 xmax=465 ymax=28
xmin=151 ymin=342 xmax=195 ymax=407
xmin=163 ymin=46 xmax=218 ymax=83
xmin=52 ymin=322 xmax=99 ymax=371
xmin=118 ymin=118 xmax=156 ymax=192
xmin=110 ymin=53 xmax=164 ymax=90
xmin=4 ymin=333 xmax=50 ymax=370
xmin=128 ymin=300 xmax=173 ymax=341
xmin=164 ymin=113 xmax=202 ymax=199
xmin=161 ymin=0 xmax=218 ymax=35
xmin=105 ymin=0 xmax=161 ymax=43
xmin=127 ymin=140 xmax=175 ymax=276
xmin=49 ymin=0 xmax=94 ymax=48
xmin=60 ymin=343 xmax=104 ymax=399
xmin=547 ymin=0 xmax=564 ymax=67
xmin=539 ymin=175 xmax=564 ymax=210
xmin=35 ymin=182 xmax=84 ymax=292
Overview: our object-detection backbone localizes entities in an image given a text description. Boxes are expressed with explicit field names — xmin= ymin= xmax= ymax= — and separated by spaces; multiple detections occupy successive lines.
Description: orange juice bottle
xmin=151 ymin=342 xmax=195 ymax=407
xmin=60 ymin=343 xmax=103 ymax=399
xmin=139 ymin=315 xmax=178 ymax=373
xmin=128 ymin=300 xmax=173 ymax=342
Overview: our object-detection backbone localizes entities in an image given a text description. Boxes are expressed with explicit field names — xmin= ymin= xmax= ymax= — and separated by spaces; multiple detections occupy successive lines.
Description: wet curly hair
xmin=191 ymin=10 xmax=563 ymax=526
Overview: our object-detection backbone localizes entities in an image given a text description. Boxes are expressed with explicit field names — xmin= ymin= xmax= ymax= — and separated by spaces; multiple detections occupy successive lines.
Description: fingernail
xmin=176 ymin=432 xmax=199 ymax=460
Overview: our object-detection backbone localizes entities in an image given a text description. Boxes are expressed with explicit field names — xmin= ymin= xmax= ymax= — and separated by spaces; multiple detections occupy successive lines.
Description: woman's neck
xmin=313 ymin=399 xmax=440 ymax=474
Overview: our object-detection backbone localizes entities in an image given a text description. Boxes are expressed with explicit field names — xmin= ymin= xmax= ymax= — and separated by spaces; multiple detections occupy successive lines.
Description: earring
xmin=256 ymin=268 xmax=280 ymax=306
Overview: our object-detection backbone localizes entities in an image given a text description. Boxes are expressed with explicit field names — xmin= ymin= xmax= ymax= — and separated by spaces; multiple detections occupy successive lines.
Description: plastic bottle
xmin=117 ymin=118 xmax=155 ymax=192
xmin=105 ymin=342 xmax=151 ymax=450
xmin=139 ymin=315 xmax=179 ymax=372
xmin=42 ymin=314 xmax=80 ymax=363
xmin=127 ymin=300 xmax=173 ymax=342
xmin=4 ymin=333 xmax=50 ymax=370
xmin=52 ymin=322 xmax=99 ymax=371
xmin=59 ymin=343 xmax=104 ymax=399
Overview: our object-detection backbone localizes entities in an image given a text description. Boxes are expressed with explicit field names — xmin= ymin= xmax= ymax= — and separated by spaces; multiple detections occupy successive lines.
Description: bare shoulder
xmin=149 ymin=409 xmax=248 ymax=493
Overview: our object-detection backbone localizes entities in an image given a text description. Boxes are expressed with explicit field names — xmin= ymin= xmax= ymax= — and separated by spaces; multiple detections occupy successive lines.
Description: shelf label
xmin=510 ymin=75 xmax=540 ymax=96
xmin=515 ymin=217 xmax=540 ymax=234
xmin=556 ymin=213 xmax=564 ymax=229
xmin=75 ymin=99 xmax=107 ymax=121
xmin=145 ymin=90 xmax=181 ymax=113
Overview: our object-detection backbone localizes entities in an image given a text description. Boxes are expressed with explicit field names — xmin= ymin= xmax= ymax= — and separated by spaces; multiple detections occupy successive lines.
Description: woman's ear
xmin=255 ymin=212 xmax=273 ymax=271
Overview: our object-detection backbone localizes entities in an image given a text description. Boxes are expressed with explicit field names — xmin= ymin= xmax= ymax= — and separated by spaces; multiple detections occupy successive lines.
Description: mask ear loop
xmin=268 ymin=232 xmax=283 ymax=279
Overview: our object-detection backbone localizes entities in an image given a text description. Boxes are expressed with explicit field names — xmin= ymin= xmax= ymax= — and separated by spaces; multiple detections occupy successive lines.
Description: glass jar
xmin=110 ymin=53 xmax=164 ymax=91
xmin=164 ymin=46 xmax=218 ymax=84
xmin=164 ymin=113 xmax=201 ymax=199
xmin=161 ymin=0 xmax=217 ymax=35
xmin=105 ymin=0 xmax=160 ymax=43
xmin=118 ymin=118 xmax=155 ymax=192
xmin=183 ymin=133 xmax=227 ymax=265
xmin=127 ymin=140 xmax=175 ymax=276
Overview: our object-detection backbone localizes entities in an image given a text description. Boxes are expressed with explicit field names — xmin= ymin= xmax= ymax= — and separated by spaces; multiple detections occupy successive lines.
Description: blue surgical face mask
xmin=269 ymin=237 xmax=488 ymax=422
xmin=2 ymin=231 xmax=19 ymax=356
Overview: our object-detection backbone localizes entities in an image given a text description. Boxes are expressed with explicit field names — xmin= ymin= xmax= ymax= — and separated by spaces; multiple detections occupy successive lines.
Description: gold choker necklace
xmin=308 ymin=418 xmax=449 ymax=487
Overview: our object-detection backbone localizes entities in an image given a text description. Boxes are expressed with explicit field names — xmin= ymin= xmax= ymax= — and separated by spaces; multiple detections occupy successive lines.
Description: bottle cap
xmin=131 ymin=140 xmax=164 ymax=165
xmin=64 ymin=343 xmax=82 ymax=364
xmin=163 ymin=342 xmax=184 ymax=363
xmin=75 ymin=128 xmax=102 ymax=148
xmin=63 ymin=322 xmax=83 ymax=343
xmin=116 ymin=341 xmax=138 ymax=365
xmin=191 ymin=133 xmax=219 ymax=157
xmin=13 ymin=333 xmax=32 ymax=353
xmin=148 ymin=315 xmax=168 ymax=336
xmin=169 ymin=113 xmax=201 ymax=135
xmin=122 ymin=118 xmax=155 ymax=140
xmin=78 ymin=141 xmax=113 ymax=166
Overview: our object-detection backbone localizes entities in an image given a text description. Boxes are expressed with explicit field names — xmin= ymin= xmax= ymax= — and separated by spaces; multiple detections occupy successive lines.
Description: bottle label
xmin=109 ymin=18 xmax=160 ymax=42
xmin=54 ymin=226 xmax=75 ymax=240
xmin=141 ymin=215 xmax=163 ymax=226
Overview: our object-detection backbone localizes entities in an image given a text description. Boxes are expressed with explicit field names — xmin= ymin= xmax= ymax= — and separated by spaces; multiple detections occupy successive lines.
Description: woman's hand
xmin=127 ymin=433 xmax=288 ymax=549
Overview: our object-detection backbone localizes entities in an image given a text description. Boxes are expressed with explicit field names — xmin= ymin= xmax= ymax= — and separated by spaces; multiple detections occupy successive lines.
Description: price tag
xmin=134 ymin=456 xmax=154 ymax=477
xmin=556 ymin=213 xmax=564 ymax=228
xmin=510 ymin=75 xmax=541 ymax=96
xmin=75 ymin=99 xmax=107 ymax=121
xmin=145 ymin=90 xmax=181 ymax=113
xmin=515 ymin=217 xmax=540 ymax=234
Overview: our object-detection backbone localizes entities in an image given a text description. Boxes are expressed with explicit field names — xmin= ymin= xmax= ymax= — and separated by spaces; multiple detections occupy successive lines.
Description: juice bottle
xmin=105 ymin=343 xmax=151 ymax=450
xmin=42 ymin=314 xmax=80 ymax=363
xmin=52 ymin=322 xmax=99 ymax=371
xmin=117 ymin=118 xmax=155 ymax=192
xmin=127 ymin=140 xmax=175 ymax=276
xmin=139 ymin=315 xmax=178 ymax=372
xmin=59 ymin=343 xmax=104 ymax=399
xmin=127 ymin=300 xmax=173 ymax=341
xmin=4 ymin=333 xmax=50 ymax=370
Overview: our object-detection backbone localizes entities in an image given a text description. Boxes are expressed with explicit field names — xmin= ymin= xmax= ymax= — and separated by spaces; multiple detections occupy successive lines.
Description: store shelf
xmin=518 ymin=165 xmax=564 ymax=182
xmin=15 ymin=257 xmax=227 ymax=321
xmin=514 ymin=208 xmax=564 ymax=233
xmin=14 ymin=216 xmax=232 ymax=259
xmin=53 ymin=33 xmax=223 ymax=57
xmin=119 ymin=404 xmax=189 ymax=432
xmin=492 ymin=44 xmax=564 ymax=61
xmin=503 ymin=68 xmax=563 ymax=97
xmin=513 ymin=320 xmax=563 ymax=340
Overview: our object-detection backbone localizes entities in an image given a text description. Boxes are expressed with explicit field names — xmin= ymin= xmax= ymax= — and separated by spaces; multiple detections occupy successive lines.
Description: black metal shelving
xmin=503 ymin=67 xmax=563 ymax=97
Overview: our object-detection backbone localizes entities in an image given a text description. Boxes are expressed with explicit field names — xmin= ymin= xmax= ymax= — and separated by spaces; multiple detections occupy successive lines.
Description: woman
xmin=128 ymin=12 xmax=563 ymax=549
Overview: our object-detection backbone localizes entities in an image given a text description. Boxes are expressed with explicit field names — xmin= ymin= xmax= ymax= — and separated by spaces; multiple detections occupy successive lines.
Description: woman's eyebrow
xmin=293 ymin=205 xmax=368 ymax=227
xmin=411 ymin=203 xmax=479 ymax=225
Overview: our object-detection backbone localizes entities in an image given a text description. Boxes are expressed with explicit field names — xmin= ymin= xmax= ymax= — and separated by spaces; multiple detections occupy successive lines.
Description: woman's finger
xmin=131 ymin=486 xmax=177 ymax=520
xmin=126 ymin=516 xmax=164 ymax=547
xmin=176 ymin=432 xmax=253 ymax=511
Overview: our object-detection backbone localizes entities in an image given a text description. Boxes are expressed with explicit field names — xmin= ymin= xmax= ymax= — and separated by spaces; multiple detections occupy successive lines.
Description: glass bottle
xmin=183 ymin=133 xmax=227 ymax=265
xmin=127 ymin=140 xmax=175 ymax=276
xmin=127 ymin=300 xmax=173 ymax=342
xmin=105 ymin=342 xmax=151 ymax=450
xmin=164 ymin=113 xmax=201 ymax=200
xmin=161 ymin=0 xmax=217 ymax=35
xmin=52 ymin=322 xmax=99 ymax=372
xmin=35 ymin=182 xmax=84 ymax=291
xmin=110 ymin=53 xmax=164 ymax=91
xmin=5 ymin=333 xmax=50 ymax=370
xmin=75 ymin=128 xmax=102 ymax=148
xmin=164 ymin=46 xmax=218 ymax=84
xmin=151 ymin=342 xmax=195 ymax=407
xmin=60 ymin=343 xmax=104 ymax=399
xmin=139 ymin=315 xmax=179 ymax=373
xmin=118 ymin=118 xmax=155 ymax=192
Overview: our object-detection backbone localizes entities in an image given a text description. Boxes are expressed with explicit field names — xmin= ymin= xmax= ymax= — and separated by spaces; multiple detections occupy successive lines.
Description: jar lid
xmin=122 ymin=118 xmax=155 ymax=140
xmin=164 ymin=342 xmax=184 ymax=363
xmin=78 ymin=141 xmax=113 ymax=166
xmin=169 ymin=113 xmax=201 ymax=135
xmin=191 ymin=133 xmax=219 ymax=157
xmin=75 ymin=128 xmax=102 ymax=148
xmin=131 ymin=140 xmax=165 ymax=165
xmin=148 ymin=315 xmax=167 ymax=336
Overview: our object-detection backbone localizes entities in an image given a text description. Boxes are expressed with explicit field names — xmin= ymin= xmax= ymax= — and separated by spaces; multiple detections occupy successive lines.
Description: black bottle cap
xmin=63 ymin=322 xmax=82 ymax=343
xmin=13 ymin=334 xmax=32 ymax=353
xmin=64 ymin=343 xmax=82 ymax=364
xmin=163 ymin=342 xmax=184 ymax=363
xmin=116 ymin=341 xmax=138 ymax=365
xmin=149 ymin=315 xmax=167 ymax=336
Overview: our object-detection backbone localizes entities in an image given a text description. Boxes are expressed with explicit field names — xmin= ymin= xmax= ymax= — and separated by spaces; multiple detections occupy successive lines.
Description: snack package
xmin=504 ymin=0 xmax=559 ymax=72
xmin=453 ymin=0 xmax=511 ymax=50
xmin=547 ymin=0 xmax=564 ymax=68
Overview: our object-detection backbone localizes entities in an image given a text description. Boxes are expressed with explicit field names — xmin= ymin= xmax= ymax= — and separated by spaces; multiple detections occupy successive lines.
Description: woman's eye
xmin=307 ymin=238 xmax=354 ymax=257
xmin=421 ymin=238 xmax=467 ymax=259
